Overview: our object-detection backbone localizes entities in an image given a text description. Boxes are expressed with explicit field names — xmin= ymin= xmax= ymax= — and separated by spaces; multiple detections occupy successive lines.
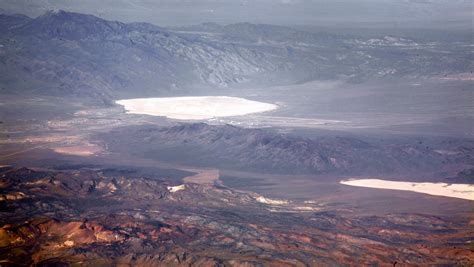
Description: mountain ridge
xmin=101 ymin=123 xmax=473 ymax=175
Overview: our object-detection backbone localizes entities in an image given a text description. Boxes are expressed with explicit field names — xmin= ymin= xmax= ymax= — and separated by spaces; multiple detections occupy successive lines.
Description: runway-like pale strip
xmin=116 ymin=96 xmax=277 ymax=120
xmin=340 ymin=179 xmax=474 ymax=201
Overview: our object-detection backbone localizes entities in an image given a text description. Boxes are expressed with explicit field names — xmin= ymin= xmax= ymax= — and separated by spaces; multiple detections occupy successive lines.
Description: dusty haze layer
xmin=115 ymin=96 xmax=278 ymax=120
xmin=340 ymin=179 xmax=474 ymax=201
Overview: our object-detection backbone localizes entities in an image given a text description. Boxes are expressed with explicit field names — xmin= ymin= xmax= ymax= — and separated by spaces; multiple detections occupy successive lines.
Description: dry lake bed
xmin=340 ymin=179 xmax=474 ymax=201
xmin=116 ymin=96 xmax=278 ymax=120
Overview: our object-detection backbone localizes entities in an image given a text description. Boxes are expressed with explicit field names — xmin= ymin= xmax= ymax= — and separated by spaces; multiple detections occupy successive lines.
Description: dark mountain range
xmin=0 ymin=10 xmax=470 ymax=103
xmin=101 ymin=123 xmax=473 ymax=175
xmin=0 ymin=13 xmax=30 ymax=31
xmin=177 ymin=22 xmax=342 ymax=45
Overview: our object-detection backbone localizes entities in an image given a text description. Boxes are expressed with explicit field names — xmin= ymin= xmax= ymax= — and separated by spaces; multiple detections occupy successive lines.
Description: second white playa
xmin=340 ymin=179 xmax=474 ymax=201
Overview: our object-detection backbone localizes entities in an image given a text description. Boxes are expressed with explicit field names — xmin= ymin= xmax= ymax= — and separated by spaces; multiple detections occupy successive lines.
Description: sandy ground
xmin=340 ymin=179 xmax=474 ymax=201
xmin=53 ymin=145 xmax=102 ymax=157
xmin=183 ymin=168 xmax=220 ymax=185
xmin=115 ymin=96 xmax=277 ymax=120
xmin=167 ymin=184 xmax=186 ymax=193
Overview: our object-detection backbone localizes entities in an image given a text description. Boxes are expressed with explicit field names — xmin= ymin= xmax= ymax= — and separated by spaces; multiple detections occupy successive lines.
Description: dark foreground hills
xmin=0 ymin=167 xmax=472 ymax=265
xmin=0 ymin=10 xmax=471 ymax=102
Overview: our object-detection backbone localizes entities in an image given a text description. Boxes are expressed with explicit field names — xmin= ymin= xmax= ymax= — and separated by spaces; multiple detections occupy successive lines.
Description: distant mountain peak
xmin=40 ymin=9 xmax=80 ymax=19
xmin=17 ymin=10 xmax=123 ymax=40
xmin=49 ymin=9 xmax=63 ymax=15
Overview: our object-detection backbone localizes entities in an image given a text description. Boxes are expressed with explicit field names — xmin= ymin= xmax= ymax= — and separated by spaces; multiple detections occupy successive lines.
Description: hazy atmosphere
xmin=1 ymin=0 xmax=472 ymax=28
xmin=0 ymin=0 xmax=473 ymax=265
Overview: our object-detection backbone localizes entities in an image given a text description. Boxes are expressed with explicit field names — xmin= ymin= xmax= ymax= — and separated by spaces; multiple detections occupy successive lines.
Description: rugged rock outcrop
xmin=0 ymin=167 xmax=472 ymax=265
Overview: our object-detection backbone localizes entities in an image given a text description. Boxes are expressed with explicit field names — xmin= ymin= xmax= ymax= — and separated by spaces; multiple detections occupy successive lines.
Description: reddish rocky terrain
xmin=0 ymin=167 xmax=472 ymax=265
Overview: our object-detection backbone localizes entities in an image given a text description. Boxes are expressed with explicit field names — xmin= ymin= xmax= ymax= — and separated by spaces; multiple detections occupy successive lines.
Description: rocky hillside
xmin=0 ymin=167 xmax=472 ymax=265
xmin=101 ymin=123 xmax=473 ymax=175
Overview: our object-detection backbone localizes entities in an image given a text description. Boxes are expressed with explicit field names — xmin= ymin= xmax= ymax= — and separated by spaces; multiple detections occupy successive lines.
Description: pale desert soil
xmin=183 ymin=168 xmax=220 ymax=185
xmin=53 ymin=145 xmax=101 ymax=156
